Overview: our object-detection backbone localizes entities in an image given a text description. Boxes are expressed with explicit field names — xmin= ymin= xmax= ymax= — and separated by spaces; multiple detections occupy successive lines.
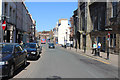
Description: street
xmin=12 ymin=44 xmax=118 ymax=79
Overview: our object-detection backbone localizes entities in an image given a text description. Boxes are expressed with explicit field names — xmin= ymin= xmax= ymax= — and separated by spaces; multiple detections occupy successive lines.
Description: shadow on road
xmin=27 ymin=55 xmax=41 ymax=61
xmin=2 ymin=62 xmax=30 ymax=80
xmin=46 ymin=76 xmax=62 ymax=80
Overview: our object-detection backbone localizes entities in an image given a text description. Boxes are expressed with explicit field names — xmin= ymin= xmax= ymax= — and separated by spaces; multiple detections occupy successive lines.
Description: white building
xmin=58 ymin=19 xmax=70 ymax=45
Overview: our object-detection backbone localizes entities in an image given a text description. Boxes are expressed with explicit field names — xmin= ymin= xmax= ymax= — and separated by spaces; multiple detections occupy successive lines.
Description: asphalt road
xmin=12 ymin=44 xmax=118 ymax=79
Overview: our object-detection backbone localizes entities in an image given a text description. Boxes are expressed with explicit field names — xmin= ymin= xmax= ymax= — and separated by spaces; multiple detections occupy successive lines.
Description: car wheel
xmin=8 ymin=64 xmax=14 ymax=78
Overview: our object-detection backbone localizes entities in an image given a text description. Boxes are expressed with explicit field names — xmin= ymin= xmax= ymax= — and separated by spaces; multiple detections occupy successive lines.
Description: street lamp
xmin=65 ymin=30 xmax=67 ymax=48
xmin=70 ymin=31 xmax=71 ymax=50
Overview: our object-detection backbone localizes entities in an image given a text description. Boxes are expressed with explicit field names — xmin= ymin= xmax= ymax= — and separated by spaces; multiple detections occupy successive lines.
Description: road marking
xmin=60 ymin=47 xmax=110 ymax=65
xmin=79 ymin=53 xmax=110 ymax=64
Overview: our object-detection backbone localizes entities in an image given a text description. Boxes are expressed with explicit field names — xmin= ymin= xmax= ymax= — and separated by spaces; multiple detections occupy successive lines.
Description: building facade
xmin=0 ymin=1 xmax=36 ymax=43
xmin=53 ymin=22 xmax=59 ymax=44
xmin=75 ymin=1 xmax=120 ymax=54
xmin=58 ymin=19 xmax=70 ymax=46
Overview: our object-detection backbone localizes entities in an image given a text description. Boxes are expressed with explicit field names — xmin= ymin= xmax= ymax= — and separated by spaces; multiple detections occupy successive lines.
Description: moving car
xmin=0 ymin=43 xmax=27 ymax=78
xmin=24 ymin=43 xmax=41 ymax=59
xmin=48 ymin=43 xmax=55 ymax=48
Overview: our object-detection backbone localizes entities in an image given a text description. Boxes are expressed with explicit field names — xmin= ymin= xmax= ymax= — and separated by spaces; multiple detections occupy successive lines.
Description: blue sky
xmin=25 ymin=2 xmax=78 ymax=32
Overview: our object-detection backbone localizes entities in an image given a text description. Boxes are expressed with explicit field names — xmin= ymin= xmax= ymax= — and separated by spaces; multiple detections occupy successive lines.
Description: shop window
xmin=110 ymin=34 xmax=116 ymax=47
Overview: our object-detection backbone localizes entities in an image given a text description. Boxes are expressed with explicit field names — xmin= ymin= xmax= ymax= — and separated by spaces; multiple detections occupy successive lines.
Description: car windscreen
xmin=0 ymin=44 xmax=14 ymax=53
xmin=24 ymin=43 xmax=36 ymax=48
xmin=49 ymin=43 xmax=54 ymax=46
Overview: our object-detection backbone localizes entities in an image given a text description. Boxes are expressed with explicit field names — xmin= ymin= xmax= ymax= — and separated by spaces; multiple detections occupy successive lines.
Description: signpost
xmin=107 ymin=32 xmax=110 ymax=59
xmin=2 ymin=21 xmax=6 ymax=30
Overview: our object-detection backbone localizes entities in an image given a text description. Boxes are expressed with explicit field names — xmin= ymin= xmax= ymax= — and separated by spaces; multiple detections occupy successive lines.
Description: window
xmin=110 ymin=34 xmax=116 ymax=47
xmin=112 ymin=2 xmax=118 ymax=17
xmin=13 ymin=10 xmax=15 ymax=23
xmin=4 ymin=3 xmax=8 ymax=15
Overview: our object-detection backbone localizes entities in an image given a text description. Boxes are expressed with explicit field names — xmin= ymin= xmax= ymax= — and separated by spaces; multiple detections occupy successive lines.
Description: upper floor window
xmin=112 ymin=2 xmax=118 ymax=17
xmin=4 ymin=3 xmax=8 ymax=16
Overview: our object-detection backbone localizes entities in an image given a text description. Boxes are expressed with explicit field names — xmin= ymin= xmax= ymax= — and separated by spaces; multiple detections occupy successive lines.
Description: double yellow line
xmin=79 ymin=53 xmax=110 ymax=64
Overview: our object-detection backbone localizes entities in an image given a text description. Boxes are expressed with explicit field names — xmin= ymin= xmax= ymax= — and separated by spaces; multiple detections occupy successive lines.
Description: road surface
xmin=12 ymin=44 xmax=118 ymax=79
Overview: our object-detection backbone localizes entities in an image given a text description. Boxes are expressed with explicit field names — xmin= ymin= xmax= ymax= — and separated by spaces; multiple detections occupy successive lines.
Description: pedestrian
xmin=97 ymin=42 xmax=101 ymax=57
xmin=92 ymin=42 xmax=97 ymax=56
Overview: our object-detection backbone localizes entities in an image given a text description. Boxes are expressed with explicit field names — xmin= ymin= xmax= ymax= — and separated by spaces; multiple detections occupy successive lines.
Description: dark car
xmin=48 ymin=43 xmax=55 ymax=48
xmin=0 ymin=43 xmax=27 ymax=78
xmin=23 ymin=43 xmax=40 ymax=59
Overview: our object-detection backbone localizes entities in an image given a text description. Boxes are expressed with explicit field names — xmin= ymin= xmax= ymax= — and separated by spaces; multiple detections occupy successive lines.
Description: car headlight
xmin=0 ymin=61 xmax=8 ymax=65
xmin=31 ymin=52 xmax=36 ymax=54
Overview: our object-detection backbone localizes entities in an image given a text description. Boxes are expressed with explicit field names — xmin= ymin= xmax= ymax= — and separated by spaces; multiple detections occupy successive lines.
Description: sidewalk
xmin=65 ymin=47 xmax=119 ymax=68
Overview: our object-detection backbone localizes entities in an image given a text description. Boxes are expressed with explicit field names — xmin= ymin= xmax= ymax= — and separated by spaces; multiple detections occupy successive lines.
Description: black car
xmin=23 ymin=43 xmax=41 ymax=59
xmin=0 ymin=43 xmax=27 ymax=78
xmin=48 ymin=43 xmax=55 ymax=48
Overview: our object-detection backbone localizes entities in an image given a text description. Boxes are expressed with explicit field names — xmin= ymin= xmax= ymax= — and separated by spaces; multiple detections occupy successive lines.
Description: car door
xmin=17 ymin=45 xmax=25 ymax=65
xmin=14 ymin=45 xmax=21 ymax=68
xmin=19 ymin=45 xmax=26 ymax=63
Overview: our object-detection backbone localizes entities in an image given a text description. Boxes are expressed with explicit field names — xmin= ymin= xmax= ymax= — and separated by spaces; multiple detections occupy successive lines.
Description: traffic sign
xmin=2 ymin=21 xmax=6 ymax=30
xmin=108 ymin=32 xmax=110 ymax=38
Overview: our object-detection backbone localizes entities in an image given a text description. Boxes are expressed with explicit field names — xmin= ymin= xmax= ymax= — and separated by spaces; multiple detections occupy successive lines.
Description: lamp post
xmin=70 ymin=33 xmax=71 ymax=50
xmin=65 ymin=30 xmax=67 ymax=48
xmin=106 ymin=31 xmax=110 ymax=59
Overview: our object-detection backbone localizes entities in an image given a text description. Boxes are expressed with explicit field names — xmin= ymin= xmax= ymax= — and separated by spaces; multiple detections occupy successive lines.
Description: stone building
xmin=72 ymin=9 xmax=78 ymax=48
xmin=38 ymin=31 xmax=50 ymax=41
xmin=76 ymin=1 xmax=120 ymax=54
xmin=69 ymin=17 xmax=74 ymax=46
xmin=1 ymin=2 xmax=16 ymax=43
xmin=0 ymin=1 xmax=36 ymax=43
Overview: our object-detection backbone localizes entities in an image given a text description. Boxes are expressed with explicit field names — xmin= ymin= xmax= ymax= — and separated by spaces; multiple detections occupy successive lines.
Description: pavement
xmin=65 ymin=47 xmax=119 ymax=68
xmin=7 ymin=44 xmax=119 ymax=79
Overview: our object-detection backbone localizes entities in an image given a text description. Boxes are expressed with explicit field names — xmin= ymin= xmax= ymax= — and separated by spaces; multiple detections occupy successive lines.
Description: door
xmin=17 ymin=45 xmax=25 ymax=65
xmin=14 ymin=46 xmax=21 ymax=68
xmin=14 ymin=45 xmax=24 ymax=67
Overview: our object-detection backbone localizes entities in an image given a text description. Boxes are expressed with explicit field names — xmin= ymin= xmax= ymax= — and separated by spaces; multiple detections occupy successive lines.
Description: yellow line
xmin=79 ymin=54 xmax=110 ymax=64
xmin=61 ymin=47 xmax=110 ymax=65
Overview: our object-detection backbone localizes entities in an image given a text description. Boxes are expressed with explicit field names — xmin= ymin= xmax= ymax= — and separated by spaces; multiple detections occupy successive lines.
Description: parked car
xmin=66 ymin=43 xmax=71 ymax=47
xmin=48 ymin=43 xmax=55 ymax=48
xmin=66 ymin=43 xmax=73 ymax=47
xmin=0 ymin=43 xmax=27 ymax=78
xmin=23 ymin=43 xmax=40 ymax=59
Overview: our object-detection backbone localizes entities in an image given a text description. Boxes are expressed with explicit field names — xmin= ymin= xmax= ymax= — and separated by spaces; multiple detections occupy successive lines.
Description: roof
xmin=0 ymin=43 xmax=19 ymax=45
xmin=59 ymin=19 xmax=68 ymax=24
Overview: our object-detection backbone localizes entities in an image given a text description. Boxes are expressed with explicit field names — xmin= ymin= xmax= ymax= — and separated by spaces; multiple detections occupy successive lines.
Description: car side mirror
xmin=23 ymin=49 xmax=27 ymax=53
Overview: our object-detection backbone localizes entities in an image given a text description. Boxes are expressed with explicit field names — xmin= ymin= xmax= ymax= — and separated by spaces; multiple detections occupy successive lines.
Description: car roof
xmin=0 ymin=43 xmax=19 ymax=45
xmin=25 ymin=43 xmax=37 ymax=44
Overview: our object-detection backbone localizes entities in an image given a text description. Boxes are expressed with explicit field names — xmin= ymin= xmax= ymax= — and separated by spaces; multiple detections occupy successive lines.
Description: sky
xmin=25 ymin=2 xmax=78 ymax=32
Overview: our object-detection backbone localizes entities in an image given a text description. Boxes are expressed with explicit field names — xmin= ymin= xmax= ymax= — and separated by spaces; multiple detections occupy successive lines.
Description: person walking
xmin=97 ymin=42 xmax=101 ymax=57
xmin=92 ymin=42 xmax=97 ymax=56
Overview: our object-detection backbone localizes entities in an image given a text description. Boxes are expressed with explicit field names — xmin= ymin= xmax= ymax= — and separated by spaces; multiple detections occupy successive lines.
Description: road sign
xmin=108 ymin=32 xmax=110 ymax=38
xmin=2 ymin=21 xmax=6 ymax=30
